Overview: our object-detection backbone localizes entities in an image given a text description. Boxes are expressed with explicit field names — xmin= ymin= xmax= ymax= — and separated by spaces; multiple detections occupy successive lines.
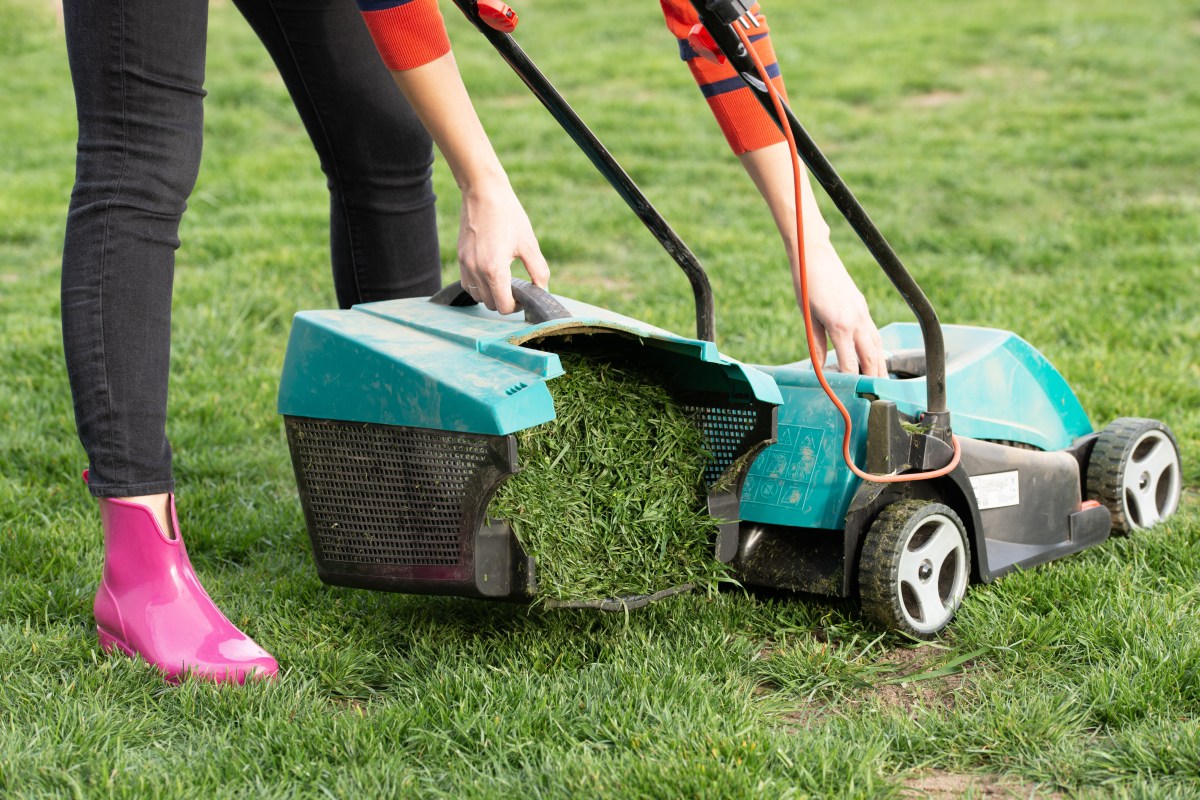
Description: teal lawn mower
xmin=278 ymin=0 xmax=1183 ymax=634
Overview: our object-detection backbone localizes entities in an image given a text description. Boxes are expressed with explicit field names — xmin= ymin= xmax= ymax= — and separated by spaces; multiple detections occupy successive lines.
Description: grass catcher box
xmin=278 ymin=284 xmax=780 ymax=606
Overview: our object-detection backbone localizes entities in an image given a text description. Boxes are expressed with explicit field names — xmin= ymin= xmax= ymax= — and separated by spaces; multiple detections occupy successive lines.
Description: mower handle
xmin=430 ymin=278 xmax=572 ymax=324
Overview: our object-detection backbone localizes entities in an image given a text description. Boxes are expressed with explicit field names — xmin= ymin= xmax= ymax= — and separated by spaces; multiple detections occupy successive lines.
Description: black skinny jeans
xmin=62 ymin=0 xmax=442 ymax=498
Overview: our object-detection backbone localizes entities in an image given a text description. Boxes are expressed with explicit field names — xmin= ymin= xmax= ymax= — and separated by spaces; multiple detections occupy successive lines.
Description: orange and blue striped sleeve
xmin=659 ymin=0 xmax=787 ymax=154
xmin=357 ymin=0 xmax=452 ymax=71
xmin=357 ymin=0 xmax=785 ymax=153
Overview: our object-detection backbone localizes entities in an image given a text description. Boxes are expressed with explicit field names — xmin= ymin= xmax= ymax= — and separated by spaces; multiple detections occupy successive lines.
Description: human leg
xmin=60 ymin=0 xmax=208 ymax=500
xmin=61 ymin=0 xmax=277 ymax=682
xmin=232 ymin=0 xmax=442 ymax=307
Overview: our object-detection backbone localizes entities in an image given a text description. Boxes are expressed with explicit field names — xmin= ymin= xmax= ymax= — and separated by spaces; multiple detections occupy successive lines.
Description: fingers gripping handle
xmin=429 ymin=278 xmax=572 ymax=324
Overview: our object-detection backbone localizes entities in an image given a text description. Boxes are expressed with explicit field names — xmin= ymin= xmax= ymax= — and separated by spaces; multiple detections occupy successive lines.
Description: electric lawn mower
xmin=278 ymin=0 xmax=1183 ymax=633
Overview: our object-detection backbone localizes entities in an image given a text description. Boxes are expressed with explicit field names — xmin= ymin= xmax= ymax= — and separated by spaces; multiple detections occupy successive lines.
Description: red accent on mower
xmin=687 ymin=24 xmax=726 ymax=65
xmin=477 ymin=0 xmax=517 ymax=33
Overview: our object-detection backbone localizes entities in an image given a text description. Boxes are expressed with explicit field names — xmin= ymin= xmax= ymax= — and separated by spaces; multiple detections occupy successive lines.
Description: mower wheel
xmin=1087 ymin=418 xmax=1182 ymax=534
xmin=859 ymin=500 xmax=971 ymax=638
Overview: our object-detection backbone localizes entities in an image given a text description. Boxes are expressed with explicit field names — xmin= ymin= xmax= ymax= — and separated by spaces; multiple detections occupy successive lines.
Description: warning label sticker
xmin=969 ymin=470 xmax=1020 ymax=510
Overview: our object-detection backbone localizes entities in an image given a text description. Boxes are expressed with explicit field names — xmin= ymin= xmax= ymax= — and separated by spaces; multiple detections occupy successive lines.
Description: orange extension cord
xmin=733 ymin=23 xmax=961 ymax=483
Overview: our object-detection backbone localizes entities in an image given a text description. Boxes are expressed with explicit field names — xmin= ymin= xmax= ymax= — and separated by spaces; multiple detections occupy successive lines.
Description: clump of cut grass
xmin=488 ymin=351 xmax=728 ymax=605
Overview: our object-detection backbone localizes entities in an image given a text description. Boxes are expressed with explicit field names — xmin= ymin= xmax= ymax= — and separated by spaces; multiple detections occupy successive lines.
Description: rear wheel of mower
xmin=859 ymin=500 xmax=971 ymax=638
xmin=1087 ymin=418 xmax=1182 ymax=534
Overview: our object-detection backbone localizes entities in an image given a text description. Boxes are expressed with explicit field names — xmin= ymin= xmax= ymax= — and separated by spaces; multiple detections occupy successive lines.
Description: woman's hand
xmin=794 ymin=237 xmax=886 ymax=377
xmin=458 ymin=180 xmax=549 ymax=315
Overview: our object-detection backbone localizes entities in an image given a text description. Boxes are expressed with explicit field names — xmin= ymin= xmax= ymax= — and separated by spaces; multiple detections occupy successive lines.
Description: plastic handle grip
xmin=429 ymin=278 xmax=571 ymax=324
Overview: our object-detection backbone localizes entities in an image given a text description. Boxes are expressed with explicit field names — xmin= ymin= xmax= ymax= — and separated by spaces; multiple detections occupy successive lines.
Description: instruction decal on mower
xmin=744 ymin=424 xmax=824 ymax=510
xmin=969 ymin=470 xmax=1021 ymax=510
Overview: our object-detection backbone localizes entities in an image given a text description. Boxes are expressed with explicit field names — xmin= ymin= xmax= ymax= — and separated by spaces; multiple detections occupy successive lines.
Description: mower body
xmin=278 ymin=294 xmax=780 ymax=605
xmin=274 ymin=1 xmax=1183 ymax=630
xmin=734 ymin=321 xmax=1114 ymax=596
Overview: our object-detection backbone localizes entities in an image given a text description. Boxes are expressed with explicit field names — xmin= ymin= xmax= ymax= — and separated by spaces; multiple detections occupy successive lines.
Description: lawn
xmin=2 ymin=0 xmax=1198 ymax=797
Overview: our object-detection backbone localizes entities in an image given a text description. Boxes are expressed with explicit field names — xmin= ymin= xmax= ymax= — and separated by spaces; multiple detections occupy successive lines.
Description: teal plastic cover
xmin=277 ymin=295 xmax=782 ymax=435
xmin=740 ymin=322 xmax=1093 ymax=530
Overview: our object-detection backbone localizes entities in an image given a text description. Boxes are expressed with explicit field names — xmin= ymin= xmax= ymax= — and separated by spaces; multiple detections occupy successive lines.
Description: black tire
xmin=859 ymin=500 xmax=971 ymax=638
xmin=1086 ymin=418 xmax=1182 ymax=535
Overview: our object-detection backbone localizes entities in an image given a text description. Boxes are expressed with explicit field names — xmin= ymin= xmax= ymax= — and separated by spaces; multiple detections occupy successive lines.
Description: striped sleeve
xmin=357 ymin=0 xmax=452 ymax=71
xmin=659 ymin=0 xmax=787 ymax=154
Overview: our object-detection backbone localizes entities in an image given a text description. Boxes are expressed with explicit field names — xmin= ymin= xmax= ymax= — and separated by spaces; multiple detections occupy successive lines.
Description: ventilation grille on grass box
xmin=687 ymin=403 xmax=763 ymax=486
xmin=286 ymin=418 xmax=498 ymax=567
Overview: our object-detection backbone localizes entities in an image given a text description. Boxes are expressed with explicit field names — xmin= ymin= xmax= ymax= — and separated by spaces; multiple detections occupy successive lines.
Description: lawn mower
xmin=278 ymin=0 xmax=1183 ymax=633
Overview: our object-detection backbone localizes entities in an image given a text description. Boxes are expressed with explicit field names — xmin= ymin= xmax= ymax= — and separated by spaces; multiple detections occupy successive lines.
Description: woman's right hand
xmin=457 ymin=179 xmax=549 ymax=315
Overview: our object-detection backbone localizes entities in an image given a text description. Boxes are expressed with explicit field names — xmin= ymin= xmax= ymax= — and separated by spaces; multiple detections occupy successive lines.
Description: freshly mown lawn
xmin=2 ymin=0 xmax=1198 ymax=796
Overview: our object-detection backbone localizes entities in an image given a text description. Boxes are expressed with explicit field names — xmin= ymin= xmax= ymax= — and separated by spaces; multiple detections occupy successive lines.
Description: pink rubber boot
xmin=89 ymin=473 xmax=279 ymax=684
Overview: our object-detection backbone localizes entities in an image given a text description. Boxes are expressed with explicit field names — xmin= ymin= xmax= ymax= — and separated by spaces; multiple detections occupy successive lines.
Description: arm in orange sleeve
xmin=662 ymin=1 xmax=886 ymax=376
xmin=357 ymin=0 xmax=452 ymax=70
xmin=355 ymin=1 xmax=548 ymax=314
xmin=658 ymin=0 xmax=786 ymax=154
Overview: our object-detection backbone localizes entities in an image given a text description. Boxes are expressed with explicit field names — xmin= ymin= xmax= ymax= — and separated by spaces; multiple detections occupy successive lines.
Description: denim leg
xmin=232 ymin=0 xmax=442 ymax=308
xmin=61 ymin=0 xmax=208 ymax=497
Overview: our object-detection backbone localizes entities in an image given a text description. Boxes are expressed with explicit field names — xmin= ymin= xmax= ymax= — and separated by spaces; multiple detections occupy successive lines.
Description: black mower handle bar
xmin=446 ymin=0 xmax=717 ymax=343
xmin=430 ymin=278 xmax=572 ymax=324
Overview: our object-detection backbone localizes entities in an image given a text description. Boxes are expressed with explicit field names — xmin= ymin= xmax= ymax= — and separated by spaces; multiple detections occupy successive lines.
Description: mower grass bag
xmin=278 ymin=282 xmax=780 ymax=608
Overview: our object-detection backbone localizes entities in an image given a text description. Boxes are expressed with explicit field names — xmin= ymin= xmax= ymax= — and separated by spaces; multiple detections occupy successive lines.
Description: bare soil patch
xmin=904 ymin=90 xmax=966 ymax=109
xmin=874 ymin=645 xmax=966 ymax=719
xmin=769 ymin=642 xmax=977 ymax=729
xmin=903 ymin=770 xmax=1063 ymax=799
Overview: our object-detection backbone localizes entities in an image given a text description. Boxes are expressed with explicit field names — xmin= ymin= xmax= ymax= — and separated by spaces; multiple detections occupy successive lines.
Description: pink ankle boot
xmin=88 ymin=473 xmax=279 ymax=684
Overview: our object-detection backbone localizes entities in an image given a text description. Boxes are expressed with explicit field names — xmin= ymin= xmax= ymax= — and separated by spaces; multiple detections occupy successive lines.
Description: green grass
xmin=2 ymin=0 xmax=1198 ymax=796
xmin=490 ymin=352 xmax=725 ymax=604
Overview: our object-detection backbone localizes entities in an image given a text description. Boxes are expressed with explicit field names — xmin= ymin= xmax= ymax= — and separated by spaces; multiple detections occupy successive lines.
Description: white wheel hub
xmin=1121 ymin=430 xmax=1181 ymax=529
xmin=897 ymin=513 xmax=968 ymax=634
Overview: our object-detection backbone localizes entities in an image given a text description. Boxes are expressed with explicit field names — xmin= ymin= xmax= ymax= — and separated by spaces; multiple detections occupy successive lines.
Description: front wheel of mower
xmin=859 ymin=500 xmax=971 ymax=638
xmin=1087 ymin=417 xmax=1182 ymax=535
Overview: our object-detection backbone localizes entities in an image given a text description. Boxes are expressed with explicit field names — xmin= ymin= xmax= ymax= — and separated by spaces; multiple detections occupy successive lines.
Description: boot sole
xmin=96 ymin=626 xmax=135 ymax=658
xmin=96 ymin=626 xmax=274 ymax=685
xmin=97 ymin=626 xmax=184 ymax=684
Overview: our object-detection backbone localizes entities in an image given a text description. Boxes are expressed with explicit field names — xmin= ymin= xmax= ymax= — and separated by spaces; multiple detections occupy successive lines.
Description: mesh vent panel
xmin=687 ymin=405 xmax=762 ymax=486
xmin=288 ymin=419 xmax=498 ymax=566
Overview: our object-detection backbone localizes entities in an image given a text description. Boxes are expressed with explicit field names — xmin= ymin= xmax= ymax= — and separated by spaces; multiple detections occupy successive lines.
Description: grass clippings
xmin=488 ymin=351 xmax=727 ymax=604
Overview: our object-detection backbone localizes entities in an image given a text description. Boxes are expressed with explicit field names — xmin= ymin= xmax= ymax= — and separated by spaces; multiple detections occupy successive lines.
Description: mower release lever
xmin=686 ymin=25 xmax=727 ymax=65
